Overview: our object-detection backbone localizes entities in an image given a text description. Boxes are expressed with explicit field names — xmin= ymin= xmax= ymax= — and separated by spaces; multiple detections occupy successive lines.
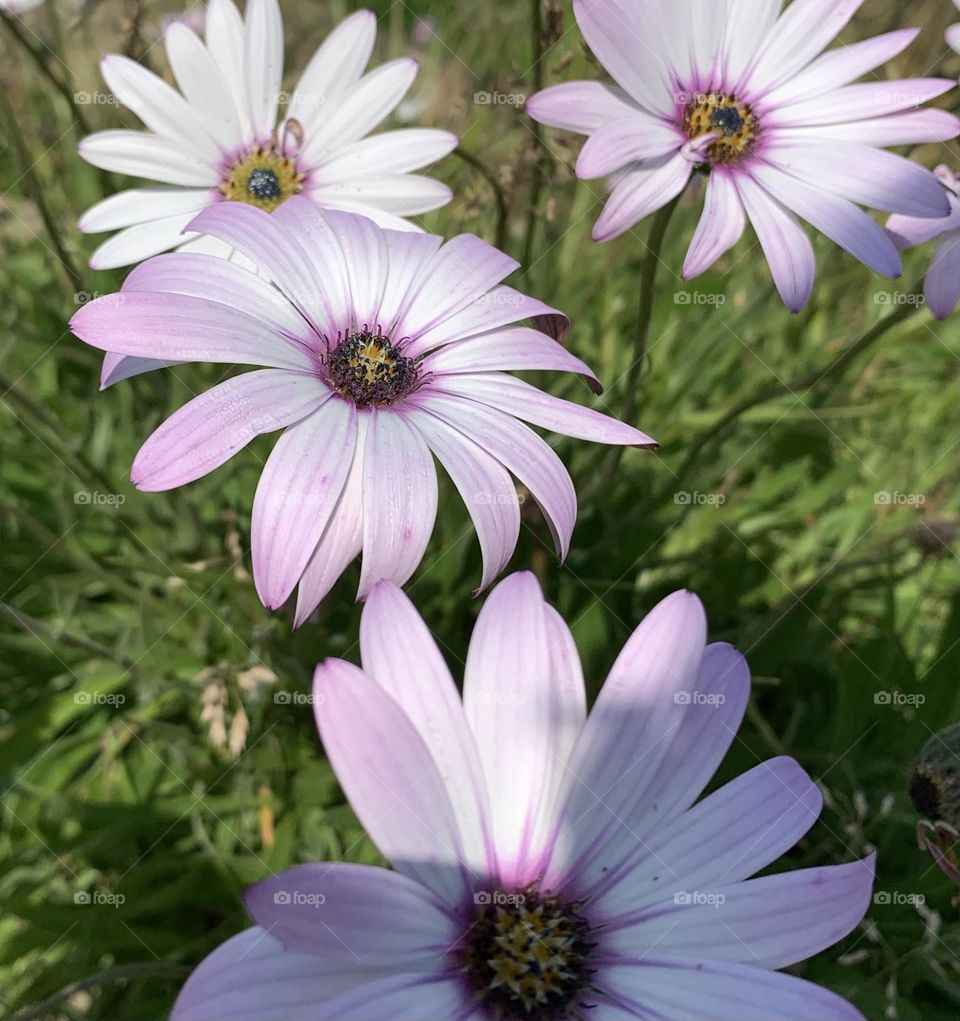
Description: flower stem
xmin=453 ymin=146 xmax=509 ymax=251
xmin=583 ymin=197 xmax=679 ymax=500
xmin=521 ymin=0 xmax=550 ymax=273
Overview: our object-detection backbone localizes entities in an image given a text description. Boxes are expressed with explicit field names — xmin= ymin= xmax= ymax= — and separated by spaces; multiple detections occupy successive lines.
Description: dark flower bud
xmin=909 ymin=723 xmax=960 ymax=828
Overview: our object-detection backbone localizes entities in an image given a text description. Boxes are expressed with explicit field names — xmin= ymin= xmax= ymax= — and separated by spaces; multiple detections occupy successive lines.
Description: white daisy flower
xmin=77 ymin=0 xmax=457 ymax=272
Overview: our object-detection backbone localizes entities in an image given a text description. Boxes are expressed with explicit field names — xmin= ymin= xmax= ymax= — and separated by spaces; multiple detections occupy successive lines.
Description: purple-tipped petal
xmin=132 ymin=370 xmax=331 ymax=491
xmin=313 ymin=657 xmax=472 ymax=904
xmin=765 ymin=140 xmax=951 ymax=218
xmin=542 ymin=591 xmax=707 ymax=890
xmin=809 ymin=109 xmax=960 ymax=146
xmin=408 ymin=407 xmax=520 ymax=592
xmin=360 ymin=581 xmax=495 ymax=874
xmin=293 ymin=414 xmax=367 ymax=627
xmin=570 ymin=0 xmax=673 ymax=116
xmin=576 ymin=116 xmax=683 ymax=179
xmin=592 ymin=154 xmax=693 ymax=243
xmin=750 ymin=162 xmax=902 ymax=277
xmin=405 ymin=286 xmax=570 ymax=358
xmin=357 ymin=411 xmax=438 ymax=599
xmin=169 ymin=927 xmax=370 ymax=1021
xmin=394 ymin=234 xmax=519 ymax=342
xmin=601 ymin=959 xmax=865 ymax=1021
xmin=766 ymin=79 xmax=955 ymax=128
xmin=70 ymin=291 xmax=316 ymax=371
xmin=431 ymin=373 xmax=655 ymax=447
xmin=99 ymin=351 xmax=179 ymax=389
xmin=761 ymin=28 xmax=920 ymax=108
xmin=413 ymin=392 xmax=576 ymax=561
xmin=683 ymin=168 xmax=747 ymax=279
xmin=245 ymin=863 xmax=457 ymax=963
xmin=735 ymin=173 xmax=815 ymax=312
xmin=925 ymin=233 xmax=960 ymax=319
xmin=422 ymin=327 xmax=601 ymax=394
xmin=589 ymin=757 xmax=823 ymax=921
xmin=605 ymin=856 xmax=875 ymax=968
xmin=576 ymin=642 xmax=751 ymax=900
xmin=251 ymin=398 xmax=356 ymax=609
xmin=526 ymin=81 xmax=641 ymax=134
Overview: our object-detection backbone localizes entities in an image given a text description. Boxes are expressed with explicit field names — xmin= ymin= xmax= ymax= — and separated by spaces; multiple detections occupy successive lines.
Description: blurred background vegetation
xmin=1 ymin=0 xmax=959 ymax=1018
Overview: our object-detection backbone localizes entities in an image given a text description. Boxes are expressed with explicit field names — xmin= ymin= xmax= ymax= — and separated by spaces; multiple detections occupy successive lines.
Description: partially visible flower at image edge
xmin=77 ymin=0 xmax=456 ymax=273
xmin=169 ymin=574 xmax=875 ymax=1020
xmin=69 ymin=200 xmax=655 ymax=620
xmin=887 ymin=166 xmax=960 ymax=318
xmin=949 ymin=0 xmax=960 ymax=55
xmin=526 ymin=0 xmax=960 ymax=311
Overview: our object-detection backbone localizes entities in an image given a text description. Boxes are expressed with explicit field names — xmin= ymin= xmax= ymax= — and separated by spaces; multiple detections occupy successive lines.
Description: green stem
xmin=12 ymin=963 xmax=189 ymax=1021
xmin=0 ymin=87 xmax=83 ymax=291
xmin=453 ymin=146 xmax=509 ymax=251
xmin=521 ymin=0 xmax=549 ymax=272
xmin=583 ymin=197 xmax=679 ymax=500
xmin=673 ymin=293 xmax=921 ymax=483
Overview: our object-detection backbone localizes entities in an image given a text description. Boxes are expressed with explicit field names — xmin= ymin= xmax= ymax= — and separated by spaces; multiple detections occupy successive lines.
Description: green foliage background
xmin=1 ymin=0 xmax=959 ymax=1018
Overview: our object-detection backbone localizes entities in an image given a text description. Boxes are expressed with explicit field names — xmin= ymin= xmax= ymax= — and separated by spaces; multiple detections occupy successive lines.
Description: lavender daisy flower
xmin=170 ymin=574 xmax=874 ymax=1021
xmin=887 ymin=166 xmax=960 ymax=318
xmin=70 ymin=201 xmax=654 ymax=619
xmin=526 ymin=0 xmax=959 ymax=311
xmin=77 ymin=0 xmax=456 ymax=270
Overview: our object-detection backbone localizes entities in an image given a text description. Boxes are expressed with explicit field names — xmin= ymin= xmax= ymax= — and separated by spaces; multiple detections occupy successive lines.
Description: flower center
xmin=326 ymin=330 xmax=419 ymax=407
xmin=683 ymin=91 xmax=759 ymax=165
xmin=460 ymin=886 xmax=593 ymax=1019
xmin=220 ymin=146 xmax=304 ymax=212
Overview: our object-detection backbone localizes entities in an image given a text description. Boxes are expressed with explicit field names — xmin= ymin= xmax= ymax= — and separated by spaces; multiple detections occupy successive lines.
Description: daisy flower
xmin=526 ymin=0 xmax=960 ymax=311
xmin=69 ymin=200 xmax=654 ymax=620
xmin=77 ymin=0 xmax=456 ymax=271
xmin=170 ymin=574 xmax=875 ymax=1021
xmin=887 ymin=165 xmax=960 ymax=318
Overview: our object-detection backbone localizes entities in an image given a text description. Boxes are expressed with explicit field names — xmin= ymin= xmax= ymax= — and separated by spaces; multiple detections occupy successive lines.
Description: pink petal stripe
xmin=377 ymin=230 xmax=444 ymax=335
xmin=412 ymin=392 xmax=576 ymax=560
xmin=357 ymin=410 xmax=438 ymax=599
xmin=70 ymin=291 xmax=316 ymax=371
xmin=132 ymin=370 xmax=331 ymax=491
xmin=407 ymin=407 xmax=520 ymax=592
xmin=802 ymin=109 xmax=960 ymax=146
xmin=422 ymin=327 xmax=601 ymax=394
xmin=430 ymin=373 xmax=655 ymax=447
xmin=313 ymin=658 xmax=473 ymax=905
xmin=245 ymin=862 xmax=457 ymax=963
xmin=765 ymin=79 xmax=955 ymax=128
xmin=293 ymin=413 xmax=367 ymax=626
xmin=360 ymin=582 xmax=495 ymax=875
xmin=251 ymin=397 xmax=356 ymax=609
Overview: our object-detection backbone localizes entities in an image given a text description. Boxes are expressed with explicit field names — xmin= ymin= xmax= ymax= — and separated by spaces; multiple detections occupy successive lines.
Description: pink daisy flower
xmin=77 ymin=0 xmax=456 ymax=270
xmin=170 ymin=574 xmax=875 ymax=1021
xmin=69 ymin=200 xmax=654 ymax=620
xmin=526 ymin=0 xmax=959 ymax=311
xmin=887 ymin=165 xmax=960 ymax=318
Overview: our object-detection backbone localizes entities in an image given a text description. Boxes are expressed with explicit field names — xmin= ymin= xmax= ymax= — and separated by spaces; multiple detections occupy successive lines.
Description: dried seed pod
xmin=909 ymin=722 xmax=960 ymax=828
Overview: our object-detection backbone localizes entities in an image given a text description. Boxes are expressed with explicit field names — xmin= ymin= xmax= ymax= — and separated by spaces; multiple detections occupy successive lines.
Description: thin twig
xmin=453 ymin=146 xmax=509 ymax=251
